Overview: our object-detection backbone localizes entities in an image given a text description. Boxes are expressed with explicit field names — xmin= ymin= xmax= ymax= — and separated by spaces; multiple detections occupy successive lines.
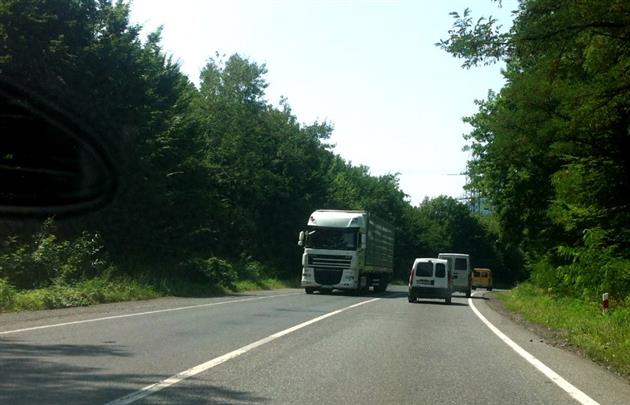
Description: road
xmin=1 ymin=286 xmax=628 ymax=404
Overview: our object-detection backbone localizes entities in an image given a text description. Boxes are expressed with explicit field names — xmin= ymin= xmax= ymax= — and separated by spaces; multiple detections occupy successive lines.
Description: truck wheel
xmin=445 ymin=295 xmax=451 ymax=305
xmin=305 ymin=288 xmax=314 ymax=294
xmin=374 ymin=283 xmax=387 ymax=293
xmin=358 ymin=276 xmax=369 ymax=294
xmin=465 ymin=289 xmax=471 ymax=298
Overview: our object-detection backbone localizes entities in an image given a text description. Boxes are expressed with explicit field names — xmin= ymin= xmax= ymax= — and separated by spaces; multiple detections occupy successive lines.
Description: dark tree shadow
xmin=411 ymin=300 xmax=469 ymax=307
xmin=0 ymin=338 xmax=268 ymax=404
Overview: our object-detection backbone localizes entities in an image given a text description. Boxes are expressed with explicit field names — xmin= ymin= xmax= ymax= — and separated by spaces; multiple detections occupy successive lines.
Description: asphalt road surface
xmin=1 ymin=286 xmax=628 ymax=404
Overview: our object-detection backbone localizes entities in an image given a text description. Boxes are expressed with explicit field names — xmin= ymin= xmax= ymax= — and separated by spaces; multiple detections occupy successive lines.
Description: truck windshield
xmin=305 ymin=227 xmax=358 ymax=250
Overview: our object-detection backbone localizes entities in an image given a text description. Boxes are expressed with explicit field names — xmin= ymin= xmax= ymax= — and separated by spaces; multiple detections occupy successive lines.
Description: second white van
xmin=438 ymin=253 xmax=471 ymax=297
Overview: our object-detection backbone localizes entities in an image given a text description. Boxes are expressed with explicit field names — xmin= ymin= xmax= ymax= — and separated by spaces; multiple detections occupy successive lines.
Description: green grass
xmin=230 ymin=277 xmax=300 ymax=292
xmin=3 ymin=278 xmax=161 ymax=311
xmin=0 ymin=276 xmax=299 ymax=313
xmin=497 ymin=283 xmax=630 ymax=378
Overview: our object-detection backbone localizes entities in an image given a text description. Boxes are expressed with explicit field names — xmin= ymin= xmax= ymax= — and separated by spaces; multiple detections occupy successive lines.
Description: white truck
xmin=299 ymin=210 xmax=394 ymax=294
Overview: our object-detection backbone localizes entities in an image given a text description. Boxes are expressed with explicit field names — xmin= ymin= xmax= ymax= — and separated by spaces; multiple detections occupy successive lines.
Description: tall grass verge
xmin=497 ymin=283 xmax=630 ymax=378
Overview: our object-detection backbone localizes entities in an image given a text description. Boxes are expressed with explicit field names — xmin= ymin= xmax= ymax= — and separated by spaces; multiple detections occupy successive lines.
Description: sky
xmin=129 ymin=0 xmax=517 ymax=206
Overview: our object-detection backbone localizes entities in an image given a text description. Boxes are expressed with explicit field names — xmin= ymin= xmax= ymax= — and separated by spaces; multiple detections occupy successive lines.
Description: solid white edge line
xmin=0 ymin=293 xmax=302 ymax=335
xmin=105 ymin=297 xmax=381 ymax=405
xmin=468 ymin=295 xmax=599 ymax=405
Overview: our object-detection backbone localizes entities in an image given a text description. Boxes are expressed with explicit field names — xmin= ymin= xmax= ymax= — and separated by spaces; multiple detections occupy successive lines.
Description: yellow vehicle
xmin=471 ymin=268 xmax=493 ymax=291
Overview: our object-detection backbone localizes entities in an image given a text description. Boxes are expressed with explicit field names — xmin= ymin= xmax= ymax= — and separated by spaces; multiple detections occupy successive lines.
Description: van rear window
xmin=455 ymin=258 xmax=467 ymax=271
xmin=435 ymin=263 xmax=446 ymax=278
xmin=415 ymin=262 xmax=432 ymax=277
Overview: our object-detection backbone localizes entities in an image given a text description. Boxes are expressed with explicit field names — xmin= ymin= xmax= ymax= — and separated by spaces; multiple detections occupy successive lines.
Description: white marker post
xmin=602 ymin=292 xmax=609 ymax=314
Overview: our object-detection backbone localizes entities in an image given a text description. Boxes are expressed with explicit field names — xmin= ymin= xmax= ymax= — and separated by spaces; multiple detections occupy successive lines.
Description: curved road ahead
xmin=1 ymin=286 xmax=628 ymax=404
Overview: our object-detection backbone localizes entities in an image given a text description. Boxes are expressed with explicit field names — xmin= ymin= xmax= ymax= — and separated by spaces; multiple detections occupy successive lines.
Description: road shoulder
xmin=471 ymin=291 xmax=630 ymax=404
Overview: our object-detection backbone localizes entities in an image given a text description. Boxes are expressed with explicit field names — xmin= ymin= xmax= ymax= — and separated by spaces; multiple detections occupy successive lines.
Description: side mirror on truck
xmin=298 ymin=231 xmax=305 ymax=246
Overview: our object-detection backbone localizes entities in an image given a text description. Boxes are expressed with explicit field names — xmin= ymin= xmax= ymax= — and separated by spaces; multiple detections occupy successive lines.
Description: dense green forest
xmin=2 ymin=0 xmax=627 ymax=305
xmin=439 ymin=0 xmax=630 ymax=301
xmin=0 ymin=0 xmax=519 ymax=301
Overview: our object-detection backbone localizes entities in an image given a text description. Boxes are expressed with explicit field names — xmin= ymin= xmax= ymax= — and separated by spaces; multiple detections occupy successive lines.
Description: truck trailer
xmin=299 ymin=210 xmax=394 ymax=294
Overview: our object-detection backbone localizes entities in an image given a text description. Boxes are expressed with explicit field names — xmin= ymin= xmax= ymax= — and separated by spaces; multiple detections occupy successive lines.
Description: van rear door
xmin=414 ymin=261 xmax=433 ymax=286
xmin=439 ymin=254 xmax=469 ymax=291
xmin=433 ymin=262 xmax=448 ymax=289
xmin=451 ymin=256 xmax=469 ymax=289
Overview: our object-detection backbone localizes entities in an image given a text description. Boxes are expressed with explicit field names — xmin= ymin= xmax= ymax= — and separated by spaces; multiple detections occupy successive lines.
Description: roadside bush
xmin=0 ymin=219 xmax=113 ymax=289
xmin=531 ymin=228 xmax=630 ymax=301
xmin=179 ymin=256 xmax=237 ymax=288
xmin=40 ymin=285 xmax=92 ymax=308
xmin=235 ymin=259 xmax=268 ymax=281
xmin=0 ymin=278 xmax=17 ymax=309
xmin=11 ymin=277 xmax=161 ymax=311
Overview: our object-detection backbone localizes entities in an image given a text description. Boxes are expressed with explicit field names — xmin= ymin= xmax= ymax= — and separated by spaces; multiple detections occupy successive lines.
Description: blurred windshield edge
xmin=0 ymin=78 xmax=117 ymax=217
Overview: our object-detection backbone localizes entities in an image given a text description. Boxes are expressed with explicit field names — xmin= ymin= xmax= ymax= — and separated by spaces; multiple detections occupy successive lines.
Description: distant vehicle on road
xmin=408 ymin=258 xmax=452 ymax=304
xmin=298 ymin=210 xmax=394 ymax=294
xmin=472 ymin=268 xmax=493 ymax=291
xmin=437 ymin=253 xmax=471 ymax=297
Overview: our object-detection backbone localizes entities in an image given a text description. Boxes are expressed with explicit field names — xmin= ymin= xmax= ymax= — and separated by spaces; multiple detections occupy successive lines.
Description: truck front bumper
xmin=301 ymin=268 xmax=358 ymax=289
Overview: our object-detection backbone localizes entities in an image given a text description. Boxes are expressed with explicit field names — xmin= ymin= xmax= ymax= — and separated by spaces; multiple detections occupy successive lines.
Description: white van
xmin=408 ymin=258 xmax=452 ymax=304
xmin=437 ymin=253 xmax=471 ymax=297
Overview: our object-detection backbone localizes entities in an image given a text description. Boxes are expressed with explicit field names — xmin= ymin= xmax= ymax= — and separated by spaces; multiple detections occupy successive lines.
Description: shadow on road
xmin=305 ymin=288 xmax=408 ymax=299
xmin=411 ymin=300 xmax=468 ymax=307
xmin=302 ymin=288 xmax=486 ymax=304
xmin=145 ymin=381 xmax=271 ymax=404
xmin=378 ymin=291 xmax=408 ymax=299
xmin=0 ymin=337 xmax=268 ymax=404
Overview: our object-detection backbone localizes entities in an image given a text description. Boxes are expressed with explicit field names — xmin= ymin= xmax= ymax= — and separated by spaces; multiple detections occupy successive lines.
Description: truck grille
xmin=308 ymin=254 xmax=351 ymax=286
xmin=307 ymin=254 xmax=352 ymax=269
xmin=314 ymin=269 xmax=343 ymax=285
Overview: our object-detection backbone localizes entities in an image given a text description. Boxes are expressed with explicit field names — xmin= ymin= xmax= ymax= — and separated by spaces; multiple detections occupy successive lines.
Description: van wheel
xmin=465 ymin=289 xmax=471 ymax=298
xmin=445 ymin=296 xmax=451 ymax=305
xmin=488 ymin=286 xmax=493 ymax=291
xmin=408 ymin=294 xmax=415 ymax=303
xmin=305 ymin=288 xmax=314 ymax=294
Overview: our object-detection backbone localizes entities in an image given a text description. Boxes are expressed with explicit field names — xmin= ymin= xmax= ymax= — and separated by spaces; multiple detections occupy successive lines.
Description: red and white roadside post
xmin=602 ymin=292 xmax=609 ymax=313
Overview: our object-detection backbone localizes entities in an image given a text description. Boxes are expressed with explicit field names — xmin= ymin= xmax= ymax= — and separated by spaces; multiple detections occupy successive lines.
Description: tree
xmin=439 ymin=0 xmax=630 ymax=298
